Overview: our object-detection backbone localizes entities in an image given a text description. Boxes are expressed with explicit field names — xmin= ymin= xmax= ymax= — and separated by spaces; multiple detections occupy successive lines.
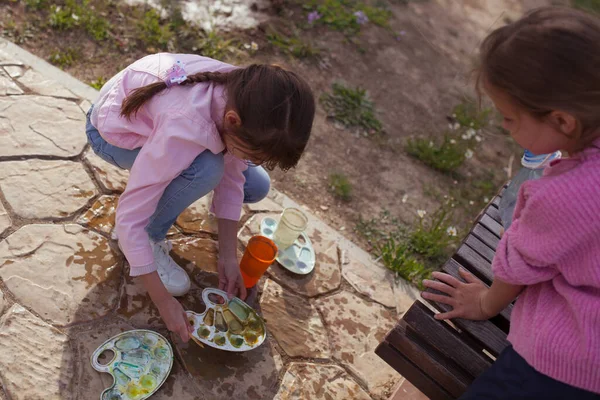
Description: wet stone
xmin=17 ymin=68 xmax=76 ymax=98
xmin=240 ymin=213 xmax=341 ymax=297
xmin=171 ymin=237 xmax=219 ymax=274
xmin=0 ymin=160 xmax=97 ymax=219
xmin=84 ymin=149 xmax=129 ymax=193
xmin=173 ymin=334 xmax=281 ymax=400
xmin=260 ymin=279 xmax=330 ymax=358
xmin=0 ymin=305 xmax=75 ymax=400
xmin=340 ymin=241 xmax=396 ymax=308
xmin=275 ymin=363 xmax=371 ymax=400
xmin=245 ymin=195 xmax=283 ymax=213
xmin=0 ymin=201 xmax=10 ymax=236
xmin=316 ymin=291 xmax=400 ymax=399
xmin=0 ymin=68 xmax=23 ymax=95
xmin=78 ymin=195 xmax=118 ymax=234
xmin=0 ymin=224 xmax=122 ymax=326
xmin=0 ymin=96 xmax=86 ymax=157
xmin=117 ymin=271 xmax=164 ymax=329
xmin=75 ymin=321 xmax=201 ymax=400
xmin=176 ymin=194 xmax=218 ymax=235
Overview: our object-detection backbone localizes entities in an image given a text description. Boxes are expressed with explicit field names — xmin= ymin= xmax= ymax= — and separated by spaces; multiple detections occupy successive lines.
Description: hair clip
xmin=165 ymin=60 xmax=187 ymax=88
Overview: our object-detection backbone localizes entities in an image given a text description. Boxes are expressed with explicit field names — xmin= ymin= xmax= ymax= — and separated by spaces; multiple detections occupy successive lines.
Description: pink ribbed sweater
xmin=492 ymin=140 xmax=600 ymax=393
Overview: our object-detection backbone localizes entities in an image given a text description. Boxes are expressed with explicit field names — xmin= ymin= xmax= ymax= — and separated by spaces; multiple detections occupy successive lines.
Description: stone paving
xmin=0 ymin=39 xmax=421 ymax=400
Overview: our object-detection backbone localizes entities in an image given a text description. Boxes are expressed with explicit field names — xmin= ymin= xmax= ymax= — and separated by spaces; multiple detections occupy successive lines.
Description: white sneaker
xmin=150 ymin=240 xmax=191 ymax=297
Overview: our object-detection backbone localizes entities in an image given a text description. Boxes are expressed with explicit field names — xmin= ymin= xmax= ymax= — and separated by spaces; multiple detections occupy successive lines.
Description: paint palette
xmin=187 ymin=288 xmax=266 ymax=352
xmin=91 ymin=330 xmax=173 ymax=400
xmin=260 ymin=217 xmax=316 ymax=275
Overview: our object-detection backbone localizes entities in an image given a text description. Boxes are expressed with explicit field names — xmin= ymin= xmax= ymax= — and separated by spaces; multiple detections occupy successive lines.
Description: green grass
xmin=49 ymin=47 xmax=81 ymax=68
xmin=573 ymin=0 xmax=600 ymax=13
xmin=321 ymin=82 xmax=382 ymax=135
xmin=48 ymin=0 xmax=110 ymax=41
xmin=329 ymin=173 xmax=352 ymax=201
xmin=305 ymin=0 xmax=392 ymax=36
xmin=406 ymin=134 xmax=467 ymax=174
xmin=89 ymin=76 xmax=107 ymax=90
xmin=357 ymin=205 xmax=460 ymax=288
xmin=452 ymin=101 xmax=491 ymax=130
xmin=137 ymin=8 xmax=173 ymax=50
xmin=23 ymin=0 xmax=47 ymax=10
xmin=267 ymin=29 xmax=320 ymax=59
xmin=194 ymin=30 xmax=237 ymax=60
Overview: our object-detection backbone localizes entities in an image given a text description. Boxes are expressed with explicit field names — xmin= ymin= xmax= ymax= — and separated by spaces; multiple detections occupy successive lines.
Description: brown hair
xmin=477 ymin=6 xmax=600 ymax=152
xmin=121 ymin=64 xmax=315 ymax=171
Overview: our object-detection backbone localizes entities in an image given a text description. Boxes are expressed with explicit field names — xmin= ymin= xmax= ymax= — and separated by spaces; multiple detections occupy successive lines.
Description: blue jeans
xmin=460 ymin=346 xmax=600 ymax=400
xmin=85 ymin=108 xmax=270 ymax=242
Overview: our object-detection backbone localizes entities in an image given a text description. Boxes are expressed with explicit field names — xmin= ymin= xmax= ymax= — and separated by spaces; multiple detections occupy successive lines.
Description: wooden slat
xmin=376 ymin=342 xmax=454 ymax=400
xmin=465 ymin=235 xmax=496 ymax=263
xmin=423 ymin=259 xmax=510 ymax=356
xmin=479 ymin=214 xmax=503 ymax=238
xmin=386 ymin=322 xmax=472 ymax=397
xmin=454 ymin=245 xmax=493 ymax=284
xmin=492 ymin=196 xmax=501 ymax=207
xmin=485 ymin=204 xmax=501 ymax=223
xmin=471 ymin=224 xmax=500 ymax=251
xmin=402 ymin=302 xmax=493 ymax=378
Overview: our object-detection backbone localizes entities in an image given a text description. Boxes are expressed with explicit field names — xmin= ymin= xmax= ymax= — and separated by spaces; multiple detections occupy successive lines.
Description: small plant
xmin=194 ymin=30 xmax=235 ymax=60
xmin=24 ymin=0 xmax=47 ymax=10
xmin=90 ymin=76 xmax=107 ymax=90
xmin=357 ymin=204 xmax=460 ymax=288
xmin=329 ymin=173 xmax=352 ymax=201
xmin=305 ymin=0 xmax=392 ymax=36
xmin=406 ymin=134 xmax=466 ymax=174
xmin=49 ymin=47 xmax=81 ymax=69
xmin=451 ymin=101 xmax=491 ymax=131
xmin=138 ymin=8 xmax=173 ymax=50
xmin=321 ymin=82 xmax=382 ymax=135
xmin=267 ymin=29 xmax=320 ymax=59
xmin=573 ymin=0 xmax=600 ymax=13
xmin=48 ymin=0 xmax=110 ymax=41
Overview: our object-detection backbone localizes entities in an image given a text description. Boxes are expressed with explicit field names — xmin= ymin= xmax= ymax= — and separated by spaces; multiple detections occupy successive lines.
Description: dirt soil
xmin=0 ymin=0 xmax=557 ymax=250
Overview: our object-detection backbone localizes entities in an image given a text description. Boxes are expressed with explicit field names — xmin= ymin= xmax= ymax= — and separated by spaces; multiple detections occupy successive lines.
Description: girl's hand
xmin=421 ymin=269 xmax=493 ymax=321
xmin=218 ymin=256 xmax=248 ymax=300
xmin=155 ymin=295 xmax=193 ymax=342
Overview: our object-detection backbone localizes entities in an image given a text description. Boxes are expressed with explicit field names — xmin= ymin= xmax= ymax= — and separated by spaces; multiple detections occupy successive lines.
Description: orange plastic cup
xmin=240 ymin=235 xmax=278 ymax=288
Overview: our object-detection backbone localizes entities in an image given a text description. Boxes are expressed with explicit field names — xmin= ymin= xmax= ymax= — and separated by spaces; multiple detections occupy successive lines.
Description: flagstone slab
xmin=78 ymin=195 xmax=118 ymax=234
xmin=84 ymin=149 xmax=129 ymax=193
xmin=0 ymin=305 xmax=75 ymax=400
xmin=245 ymin=195 xmax=283 ymax=213
xmin=316 ymin=290 xmax=400 ymax=399
xmin=339 ymin=241 xmax=397 ymax=308
xmin=0 ymin=224 xmax=121 ymax=326
xmin=0 ymin=96 xmax=86 ymax=157
xmin=176 ymin=195 xmax=219 ymax=235
xmin=0 ymin=68 xmax=22 ymax=95
xmin=260 ymin=279 xmax=330 ymax=358
xmin=275 ymin=363 xmax=372 ymax=400
xmin=0 ymin=160 xmax=97 ymax=219
xmin=174 ymin=335 xmax=282 ymax=400
xmin=240 ymin=213 xmax=341 ymax=297
xmin=0 ymin=202 xmax=10 ymax=236
xmin=17 ymin=68 xmax=76 ymax=98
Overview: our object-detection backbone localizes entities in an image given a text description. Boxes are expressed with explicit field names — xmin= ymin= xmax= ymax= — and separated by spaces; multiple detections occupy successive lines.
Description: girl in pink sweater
xmin=422 ymin=7 xmax=600 ymax=398
xmin=86 ymin=54 xmax=314 ymax=342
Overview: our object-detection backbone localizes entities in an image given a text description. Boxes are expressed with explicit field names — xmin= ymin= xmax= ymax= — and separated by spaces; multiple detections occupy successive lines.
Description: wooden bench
xmin=376 ymin=188 xmax=511 ymax=400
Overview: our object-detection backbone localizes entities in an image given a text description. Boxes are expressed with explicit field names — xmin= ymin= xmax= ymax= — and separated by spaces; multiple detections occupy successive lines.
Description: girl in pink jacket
xmin=86 ymin=53 xmax=315 ymax=342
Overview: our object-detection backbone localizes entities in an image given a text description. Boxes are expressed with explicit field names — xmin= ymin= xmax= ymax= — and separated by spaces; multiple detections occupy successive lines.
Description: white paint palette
xmin=186 ymin=288 xmax=267 ymax=352
xmin=91 ymin=330 xmax=173 ymax=400
xmin=260 ymin=217 xmax=316 ymax=275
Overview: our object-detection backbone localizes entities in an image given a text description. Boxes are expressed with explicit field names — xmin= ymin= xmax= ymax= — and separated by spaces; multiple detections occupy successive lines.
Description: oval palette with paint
xmin=260 ymin=216 xmax=316 ymax=275
xmin=186 ymin=288 xmax=266 ymax=352
xmin=91 ymin=330 xmax=173 ymax=400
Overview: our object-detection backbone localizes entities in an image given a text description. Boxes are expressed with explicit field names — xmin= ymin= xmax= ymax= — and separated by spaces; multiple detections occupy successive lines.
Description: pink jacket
xmin=493 ymin=139 xmax=600 ymax=393
xmin=91 ymin=53 xmax=247 ymax=276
